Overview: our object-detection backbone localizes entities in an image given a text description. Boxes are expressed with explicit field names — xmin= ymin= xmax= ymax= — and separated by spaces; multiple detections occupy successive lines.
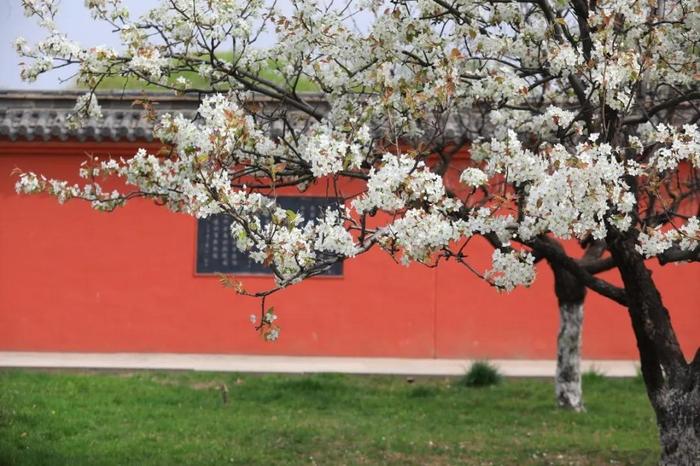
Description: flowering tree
xmin=14 ymin=0 xmax=700 ymax=463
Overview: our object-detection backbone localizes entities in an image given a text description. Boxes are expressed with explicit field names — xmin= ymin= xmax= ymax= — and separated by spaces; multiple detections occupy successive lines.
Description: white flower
xmin=636 ymin=229 xmax=674 ymax=258
xmin=460 ymin=167 xmax=489 ymax=187
xmin=264 ymin=328 xmax=280 ymax=341
xmin=15 ymin=172 xmax=43 ymax=194
xmin=353 ymin=153 xmax=452 ymax=213
xmin=485 ymin=250 xmax=536 ymax=292
xmin=13 ymin=0 xmax=700 ymax=315
xmin=384 ymin=209 xmax=459 ymax=264
xmin=129 ymin=47 xmax=168 ymax=80
xmin=67 ymin=93 xmax=102 ymax=128
xmin=175 ymin=76 xmax=191 ymax=88
xmin=636 ymin=218 xmax=700 ymax=258
xmin=299 ymin=125 xmax=366 ymax=177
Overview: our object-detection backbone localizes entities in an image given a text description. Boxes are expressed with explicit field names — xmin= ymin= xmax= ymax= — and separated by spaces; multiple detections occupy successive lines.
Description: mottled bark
xmin=547 ymin=239 xmax=604 ymax=412
xmin=550 ymin=260 xmax=586 ymax=412
xmin=655 ymin=385 xmax=700 ymax=466
xmin=556 ymin=302 xmax=584 ymax=411
xmin=608 ymin=235 xmax=700 ymax=466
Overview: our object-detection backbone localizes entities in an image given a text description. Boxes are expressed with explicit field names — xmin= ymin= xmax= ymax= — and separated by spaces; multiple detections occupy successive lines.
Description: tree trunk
xmin=608 ymin=235 xmax=700 ymax=465
xmin=546 ymin=239 xmax=607 ymax=411
xmin=556 ymin=302 xmax=585 ymax=411
xmin=654 ymin=383 xmax=700 ymax=466
xmin=549 ymin=251 xmax=588 ymax=412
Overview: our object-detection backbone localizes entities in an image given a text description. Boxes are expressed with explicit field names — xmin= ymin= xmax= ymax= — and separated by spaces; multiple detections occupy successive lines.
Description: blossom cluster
xmin=299 ymin=124 xmax=371 ymax=177
xmin=353 ymin=153 xmax=457 ymax=214
xmin=485 ymin=250 xmax=537 ymax=292
xmin=636 ymin=218 xmax=700 ymax=258
xmin=13 ymin=0 xmax=700 ymax=306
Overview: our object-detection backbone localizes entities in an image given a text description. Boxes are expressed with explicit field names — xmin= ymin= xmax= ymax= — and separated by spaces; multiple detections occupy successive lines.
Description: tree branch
xmin=529 ymin=237 xmax=628 ymax=306
xmin=623 ymin=92 xmax=700 ymax=126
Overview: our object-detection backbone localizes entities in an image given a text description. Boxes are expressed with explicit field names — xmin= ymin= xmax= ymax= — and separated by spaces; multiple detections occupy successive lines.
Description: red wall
xmin=1 ymin=142 xmax=698 ymax=360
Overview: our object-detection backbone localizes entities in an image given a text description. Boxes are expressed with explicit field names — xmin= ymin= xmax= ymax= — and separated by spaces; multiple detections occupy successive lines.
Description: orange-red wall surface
xmin=1 ymin=142 xmax=698 ymax=360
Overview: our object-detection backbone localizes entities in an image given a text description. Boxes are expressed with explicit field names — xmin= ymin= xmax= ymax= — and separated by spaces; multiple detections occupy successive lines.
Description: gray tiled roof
xmin=0 ymin=90 xmax=477 ymax=144
xmin=0 ymin=91 xmax=199 ymax=142
xmin=0 ymin=90 xmax=330 ymax=142
xmin=5 ymin=90 xmax=691 ymax=145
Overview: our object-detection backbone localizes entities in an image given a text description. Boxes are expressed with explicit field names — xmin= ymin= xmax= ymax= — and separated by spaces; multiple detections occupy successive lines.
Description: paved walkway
xmin=0 ymin=352 xmax=639 ymax=377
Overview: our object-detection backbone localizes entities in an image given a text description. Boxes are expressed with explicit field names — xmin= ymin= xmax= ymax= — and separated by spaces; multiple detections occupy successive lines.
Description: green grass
xmin=91 ymin=67 xmax=319 ymax=93
xmin=81 ymin=52 xmax=319 ymax=92
xmin=0 ymin=370 xmax=658 ymax=465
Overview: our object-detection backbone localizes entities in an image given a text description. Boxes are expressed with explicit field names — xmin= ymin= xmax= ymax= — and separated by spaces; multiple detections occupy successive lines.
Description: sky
xmin=0 ymin=0 xmax=163 ymax=89
xmin=0 ymin=0 xmax=291 ymax=90
xmin=0 ymin=0 xmax=372 ymax=91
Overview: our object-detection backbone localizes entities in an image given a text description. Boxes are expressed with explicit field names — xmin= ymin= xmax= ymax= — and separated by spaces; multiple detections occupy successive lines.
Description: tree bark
xmin=549 ymin=258 xmax=587 ymax=411
xmin=608 ymin=235 xmax=700 ymax=466
xmin=547 ymin=239 xmax=607 ymax=412
xmin=556 ymin=301 xmax=585 ymax=411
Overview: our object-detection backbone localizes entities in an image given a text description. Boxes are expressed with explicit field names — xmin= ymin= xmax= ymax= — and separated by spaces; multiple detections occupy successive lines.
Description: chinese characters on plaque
xmin=196 ymin=196 xmax=343 ymax=276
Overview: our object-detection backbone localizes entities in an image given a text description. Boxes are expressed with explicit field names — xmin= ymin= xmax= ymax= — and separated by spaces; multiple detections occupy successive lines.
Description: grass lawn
xmin=0 ymin=370 xmax=657 ymax=465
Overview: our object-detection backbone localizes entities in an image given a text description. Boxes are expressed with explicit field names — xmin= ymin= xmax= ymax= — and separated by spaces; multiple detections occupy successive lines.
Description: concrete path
xmin=0 ymin=352 xmax=639 ymax=377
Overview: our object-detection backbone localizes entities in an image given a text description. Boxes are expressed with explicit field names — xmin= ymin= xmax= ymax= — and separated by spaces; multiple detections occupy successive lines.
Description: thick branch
xmin=529 ymin=237 xmax=628 ymax=306
xmin=623 ymin=92 xmax=700 ymax=126
xmin=657 ymin=245 xmax=700 ymax=265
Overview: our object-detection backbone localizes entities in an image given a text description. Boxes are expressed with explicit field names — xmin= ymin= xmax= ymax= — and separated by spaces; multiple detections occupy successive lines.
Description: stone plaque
xmin=196 ymin=196 xmax=343 ymax=276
